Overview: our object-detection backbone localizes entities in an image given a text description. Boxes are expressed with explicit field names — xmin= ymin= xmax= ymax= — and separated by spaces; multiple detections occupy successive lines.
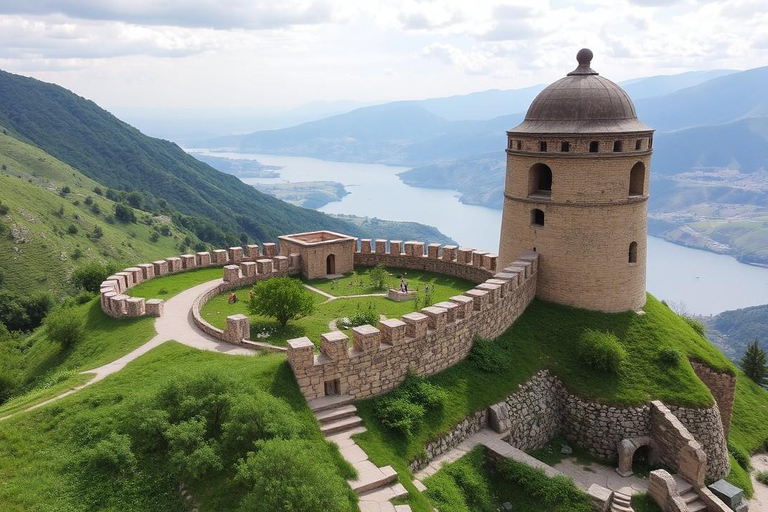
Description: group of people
xmin=229 ymin=290 xmax=255 ymax=304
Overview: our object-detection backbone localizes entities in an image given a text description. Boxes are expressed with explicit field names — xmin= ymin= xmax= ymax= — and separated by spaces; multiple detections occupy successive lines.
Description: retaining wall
xmin=287 ymin=250 xmax=539 ymax=400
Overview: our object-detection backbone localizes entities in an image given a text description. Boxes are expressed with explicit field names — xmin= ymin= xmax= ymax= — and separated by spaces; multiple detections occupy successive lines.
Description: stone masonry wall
xmin=668 ymin=404 xmax=730 ymax=480
xmin=287 ymin=248 xmax=538 ymax=401
xmin=690 ymin=361 xmax=736 ymax=439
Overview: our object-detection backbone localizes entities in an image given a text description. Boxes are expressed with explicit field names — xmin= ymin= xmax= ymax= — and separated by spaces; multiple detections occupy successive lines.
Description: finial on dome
xmin=567 ymin=48 xmax=599 ymax=76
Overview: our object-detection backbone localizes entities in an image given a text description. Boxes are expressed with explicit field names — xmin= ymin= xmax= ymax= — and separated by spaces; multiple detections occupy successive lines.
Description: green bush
xmin=682 ymin=316 xmax=706 ymax=336
xmin=401 ymin=373 xmax=448 ymax=411
xmin=248 ymin=277 xmax=314 ymax=327
xmin=44 ymin=307 xmax=85 ymax=349
xmin=729 ymin=441 xmax=751 ymax=470
xmin=81 ymin=432 xmax=137 ymax=477
xmin=578 ymin=329 xmax=626 ymax=374
xmin=347 ymin=302 xmax=378 ymax=327
xmin=658 ymin=347 xmax=682 ymax=366
xmin=235 ymin=439 xmax=357 ymax=512
xmin=114 ymin=202 xmax=136 ymax=223
xmin=220 ymin=391 xmax=303 ymax=456
xmin=469 ymin=338 xmax=511 ymax=373
xmin=369 ymin=264 xmax=388 ymax=290
xmin=67 ymin=224 xmax=78 ymax=235
xmin=496 ymin=459 xmax=592 ymax=511
xmin=378 ymin=396 xmax=425 ymax=436
xmin=165 ymin=418 xmax=223 ymax=481
xmin=73 ymin=261 xmax=119 ymax=293
xmin=757 ymin=471 xmax=768 ymax=485
xmin=0 ymin=202 xmax=8 ymax=215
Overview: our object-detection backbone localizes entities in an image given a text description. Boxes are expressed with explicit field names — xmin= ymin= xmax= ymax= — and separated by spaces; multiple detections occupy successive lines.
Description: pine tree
xmin=741 ymin=340 xmax=768 ymax=385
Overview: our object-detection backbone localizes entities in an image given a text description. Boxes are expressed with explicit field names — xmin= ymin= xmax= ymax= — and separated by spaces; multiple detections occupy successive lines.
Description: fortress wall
xmin=689 ymin=361 xmax=736 ymax=438
xmin=668 ymin=403 xmax=730 ymax=480
xmin=99 ymin=243 xmax=301 ymax=320
xmin=287 ymin=252 xmax=538 ymax=401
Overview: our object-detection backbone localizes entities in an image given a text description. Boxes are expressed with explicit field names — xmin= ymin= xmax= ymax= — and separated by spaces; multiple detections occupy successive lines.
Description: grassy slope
xmin=354 ymin=294 xmax=739 ymax=511
xmin=0 ymin=342 xmax=346 ymax=512
xmin=0 ymin=131 xmax=195 ymax=296
xmin=200 ymin=267 xmax=475 ymax=346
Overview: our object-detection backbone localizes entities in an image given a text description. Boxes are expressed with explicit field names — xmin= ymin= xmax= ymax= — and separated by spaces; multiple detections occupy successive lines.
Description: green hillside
xmin=0 ymin=130 xmax=199 ymax=296
xmin=0 ymin=69 xmax=360 ymax=245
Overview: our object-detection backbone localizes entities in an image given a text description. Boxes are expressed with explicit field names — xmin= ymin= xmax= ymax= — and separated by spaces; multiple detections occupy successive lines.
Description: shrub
xmin=164 ymin=418 xmax=222 ymax=481
xmin=658 ymin=347 xmax=682 ymax=366
xmin=71 ymin=248 xmax=83 ymax=260
xmin=90 ymin=225 xmax=103 ymax=239
xmin=682 ymin=315 xmax=706 ymax=336
xmin=61 ymin=185 xmax=71 ymax=194
xmin=93 ymin=186 xmax=102 ymax=196
xmin=82 ymin=432 xmax=137 ymax=477
xmin=235 ymin=439 xmax=357 ymax=512
xmin=757 ymin=471 xmax=768 ymax=486
xmin=149 ymin=231 xmax=160 ymax=243
xmin=67 ymin=224 xmax=78 ymax=235
xmin=248 ymin=277 xmax=315 ymax=327
xmin=369 ymin=264 xmax=388 ymax=290
xmin=74 ymin=291 xmax=95 ymax=305
xmin=578 ymin=329 xmax=626 ymax=374
xmin=741 ymin=340 xmax=768 ymax=386
xmin=45 ymin=307 xmax=85 ymax=349
xmin=73 ymin=261 xmax=119 ymax=292
xmin=728 ymin=441 xmax=751 ymax=470
xmin=114 ymin=202 xmax=136 ymax=223
xmin=347 ymin=302 xmax=378 ymax=327
xmin=469 ymin=337 xmax=510 ymax=373
xmin=401 ymin=373 xmax=447 ymax=411
xmin=90 ymin=202 xmax=100 ymax=215
xmin=378 ymin=396 xmax=425 ymax=436
xmin=84 ymin=196 xmax=93 ymax=205
xmin=0 ymin=202 xmax=8 ymax=215
xmin=0 ymin=291 xmax=53 ymax=332
xmin=497 ymin=459 xmax=592 ymax=511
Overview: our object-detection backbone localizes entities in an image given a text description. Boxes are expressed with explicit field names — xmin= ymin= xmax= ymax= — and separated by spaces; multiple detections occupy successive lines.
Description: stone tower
xmin=498 ymin=49 xmax=654 ymax=312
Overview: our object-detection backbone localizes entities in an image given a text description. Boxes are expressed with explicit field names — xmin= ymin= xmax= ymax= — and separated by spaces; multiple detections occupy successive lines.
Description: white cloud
xmin=420 ymin=42 xmax=494 ymax=74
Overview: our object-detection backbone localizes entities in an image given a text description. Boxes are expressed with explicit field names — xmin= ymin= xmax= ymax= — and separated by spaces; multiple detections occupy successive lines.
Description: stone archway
xmin=616 ymin=436 xmax=655 ymax=477
xmin=326 ymin=254 xmax=336 ymax=275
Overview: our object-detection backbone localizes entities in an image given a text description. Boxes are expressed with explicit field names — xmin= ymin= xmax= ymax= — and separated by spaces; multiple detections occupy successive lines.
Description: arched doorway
xmin=326 ymin=254 xmax=336 ymax=275
xmin=616 ymin=437 xmax=656 ymax=477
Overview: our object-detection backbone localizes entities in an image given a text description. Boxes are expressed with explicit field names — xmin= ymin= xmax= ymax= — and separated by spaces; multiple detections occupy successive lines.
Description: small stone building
xmin=278 ymin=230 xmax=356 ymax=279
xmin=498 ymin=48 xmax=653 ymax=313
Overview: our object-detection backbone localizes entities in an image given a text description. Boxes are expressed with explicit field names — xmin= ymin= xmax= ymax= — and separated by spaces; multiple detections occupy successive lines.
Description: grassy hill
xmin=0 ymin=69 xmax=361 ymax=245
xmin=0 ymin=130 xmax=201 ymax=297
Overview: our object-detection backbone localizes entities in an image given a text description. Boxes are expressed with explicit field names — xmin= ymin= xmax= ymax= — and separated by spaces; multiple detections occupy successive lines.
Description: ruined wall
xmin=287 ymin=249 xmax=538 ymax=401
xmin=690 ymin=361 xmax=736 ymax=438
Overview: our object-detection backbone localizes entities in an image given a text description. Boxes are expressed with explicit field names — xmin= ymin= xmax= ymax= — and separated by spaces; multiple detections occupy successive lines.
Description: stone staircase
xmin=309 ymin=395 xmax=411 ymax=512
xmin=610 ymin=491 xmax=634 ymax=512
xmin=672 ymin=475 xmax=707 ymax=512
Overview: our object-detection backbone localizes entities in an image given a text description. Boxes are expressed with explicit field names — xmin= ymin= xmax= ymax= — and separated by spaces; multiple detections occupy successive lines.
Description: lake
xmin=192 ymin=150 xmax=768 ymax=316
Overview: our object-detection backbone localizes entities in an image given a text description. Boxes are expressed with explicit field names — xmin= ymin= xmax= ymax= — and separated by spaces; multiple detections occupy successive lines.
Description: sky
xmin=1 ymin=0 xmax=767 ymax=111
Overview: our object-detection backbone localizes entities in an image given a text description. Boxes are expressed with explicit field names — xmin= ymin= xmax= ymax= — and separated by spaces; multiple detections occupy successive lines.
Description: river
xmin=192 ymin=150 xmax=768 ymax=316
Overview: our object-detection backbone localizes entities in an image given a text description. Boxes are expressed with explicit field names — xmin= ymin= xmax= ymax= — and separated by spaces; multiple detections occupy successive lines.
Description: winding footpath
xmin=0 ymin=279 xmax=256 ymax=422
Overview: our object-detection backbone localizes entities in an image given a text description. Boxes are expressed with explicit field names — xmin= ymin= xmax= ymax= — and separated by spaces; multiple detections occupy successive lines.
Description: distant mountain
xmin=415 ymin=85 xmax=544 ymax=121
xmin=705 ymin=304 xmax=768 ymax=361
xmin=0 ymin=69 xmax=362 ymax=245
xmin=619 ymin=69 xmax=736 ymax=101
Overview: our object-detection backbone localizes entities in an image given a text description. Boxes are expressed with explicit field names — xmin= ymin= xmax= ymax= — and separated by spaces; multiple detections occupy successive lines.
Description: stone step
xmin=681 ymin=491 xmax=699 ymax=504
xmin=320 ymin=415 xmax=364 ymax=436
xmin=315 ymin=404 xmax=357 ymax=424
xmin=349 ymin=461 xmax=398 ymax=494
xmin=611 ymin=504 xmax=633 ymax=512
xmin=308 ymin=394 xmax=354 ymax=413
xmin=687 ymin=500 xmax=707 ymax=512
xmin=359 ymin=482 xmax=408 ymax=502
xmin=394 ymin=506 xmax=412 ymax=512
xmin=672 ymin=474 xmax=694 ymax=495
xmin=611 ymin=492 xmax=633 ymax=512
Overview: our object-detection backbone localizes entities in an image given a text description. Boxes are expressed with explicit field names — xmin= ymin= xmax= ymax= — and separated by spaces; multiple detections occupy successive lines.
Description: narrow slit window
xmin=561 ymin=141 xmax=570 ymax=152
xmin=613 ymin=140 xmax=623 ymax=152
xmin=635 ymin=139 xmax=642 ymax=151
xmin=589 ymin=141 xmax=599 ymax=153
xmin=531 ymin=209 xmax=545 ymax=226
xmin=516 ymin=140 xmax=522 ymax=150
xmin=540 ymin=141 xmax=547 ymax=152
xmin=628 ymin=242 xmax=638 ymax=263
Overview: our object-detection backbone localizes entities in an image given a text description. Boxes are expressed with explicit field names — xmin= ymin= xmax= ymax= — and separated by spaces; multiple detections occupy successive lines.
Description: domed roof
xmin=511 ymin=49 xmax=651 ymax=135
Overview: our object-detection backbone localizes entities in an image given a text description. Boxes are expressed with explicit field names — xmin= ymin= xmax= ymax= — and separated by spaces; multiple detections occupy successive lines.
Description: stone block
xmin=228 ymin=246 xmax=244 ymax=263
xmin=137 ymin=263 xmax=155 ymax=280
xmin=380 ymin=319 xmax=407 ymax=345
xmin=450 ymin=295 xmax=474 ymax=319
xmin=486 ymin=278 xmax=509 ymax=297
xmin=111 ymin=294 xmax=129 ymax=315
xmin=421 ymin=306 xmax=448 ymax=330
xmin=152 ymin=260 xmax=169 ymax=277
xmin=587 ymin=484 xmax=612 ymax=512
xmin=274 ymin=255 xmax=289 ymax=272
xmin=360 ymin=239 xmax=372 ymax=254
xmin=389 ymin=240 xmax=402 ymax=256
xmin=472 ymin=251 xmax=489 ymax=268
xmin=256 ymin=259 xmax=273 ymax=274
xmin=476 ymin=282 xmax=501 ymax=303
xmin=125 ymin=267 xmax=143 ymax=285
xmin=212 ymin=249 xmax=228 ymax=265
xmin=518 ymin=251 xmax=539 ymax=273
xmin=465 ymin=289 xmax=489 ymax=310
xmin=165 ymin=257 xmax=182 ymax=273
xmin=442 ymin=245 xmax=458 ymax=261
xmin=457 ymin=247 xmax=474 ymax=265
xmin=226 ymin=314 xmax=250 ymax=344
xmin=375 ymin=239 xmax=387 ymax=254
xmin=145 ymin=298 xmax=164 ymax=317
xmin=708 ymin=479 xmax=746 ymax=511
xmin=494 ymin=271 xmax=520 ymax=289
xmin=223 ymin=265 xmax=240 ymax=282
xmin=352 ymin=324 xmax=381 ymax=353
xmin=106 ymin=274 xmax=126 ymax=292
xmin=246 ymin=244 xmax=261 ymax=260
xmin=433 ymin=301 xmax=459 ymax=323
xmin=116 ymin=271 xmax=134 ymax=288
xmin=126 ymin=297 xmax=146 ymax=317
xmin=196 ymin=252 xmax=212 ymax=267
xmin=387 ymin=289 xmax=416 ymax=302
xmin=263 ymin=243 xmax=277 ymax=257
xmin=510 ymin=260 xmax=532 ymax=279
xmin=102 ymin=290 xmax=116 ymax=310
xmin=427 ymin=243 xmax=441 ymax=259
xmin=321 ymin=331 xmax=350 ymax=361
xmin=180 ymin=254 xmax=196 ymax=270
xmin=402 ymin=312 xmax=429 ymax=338
xmin=404 ymin=241 xmax=424 ymax=257
xmin=489 ymin=402 xmax=512 ymax=433
xmin=240 ymin=261 xmax=256 ymax=278
xmin=287 ymin=337 xmax=315 ymax=369
xmin=483 ymin=253 xmax=498 ymax=272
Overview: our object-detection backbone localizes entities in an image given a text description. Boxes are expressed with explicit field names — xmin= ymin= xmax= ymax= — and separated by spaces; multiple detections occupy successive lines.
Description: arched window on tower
xmin=613 ymin=140 xmax=623 ymax=152
xmin=516 ymin=140 xmax=522 ymax=150
xmin=531 ymin=209 xmax=545 ymax=227
xmin=528 ymin=163 xmax=552 ymax=198
xmin=589 ymin=141 xmax=599 ymax=153
xmin=540 ymin=141 xmax=547 ymax=152
xmin=561 ymin=141 xmax=570 ymax=152
xmin=635 ymin=139 xmax=642 ymax=151
xmin=629 ymin=162 xmax=645 ymax=196
xmin=628 ymin=242 xmax=638 ymax=263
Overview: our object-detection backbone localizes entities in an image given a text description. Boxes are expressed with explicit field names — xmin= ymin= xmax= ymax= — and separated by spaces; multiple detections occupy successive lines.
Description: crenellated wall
xmin=287 ymin=248 xmax=539 ymax=400
xmin=98 ymin=245 xmax=301 ymax=320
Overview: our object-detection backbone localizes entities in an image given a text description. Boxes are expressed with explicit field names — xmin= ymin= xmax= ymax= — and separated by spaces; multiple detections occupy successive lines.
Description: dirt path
xmin=1 ymin=279 xmax=256 ymax=422
xmin=751 ymin=454 xmax=768 ymax=511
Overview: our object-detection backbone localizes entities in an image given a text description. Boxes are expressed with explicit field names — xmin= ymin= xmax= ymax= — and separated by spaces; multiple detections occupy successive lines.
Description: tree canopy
xmin=247 ymin=277 xmax=315 ymax=327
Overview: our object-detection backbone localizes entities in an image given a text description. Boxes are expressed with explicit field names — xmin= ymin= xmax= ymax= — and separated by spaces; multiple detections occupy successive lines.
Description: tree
xmin=369 ymin=264 xmax=388 ymax=290
xmin=248 ymin=277 xmax=314 ymax=327
xmin=126 ymin=191 xmax=142 ymax=209
xmin=741 ymin=340 xmax=768 ymax=385
xmin=113 ymin=202 xmax=136 ymax=223
xmin=73 ymin=261 xmax=118 ymax=292
xmin=45 ymin=307 xmax=85 ymax=349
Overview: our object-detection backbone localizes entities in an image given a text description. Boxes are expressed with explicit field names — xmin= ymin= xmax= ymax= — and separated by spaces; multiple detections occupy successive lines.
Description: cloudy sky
xmin=1 ymin=0 xmax=766 ymax=111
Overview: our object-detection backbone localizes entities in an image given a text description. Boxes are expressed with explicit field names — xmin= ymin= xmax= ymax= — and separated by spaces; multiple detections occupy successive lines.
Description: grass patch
xmin=0 ymin=341 xmax=353 ymax=511
xmin=305 ymin=266 xmax=474 ymax=298
xmin=632 ymin=493 xmax=662 ymax=512
xmin=727 ymin=371 xmax=768 ymax=497
xmin=127 ymin=267 xmax=223 ymax=299
xmin=0 ymin=372 xmax=92 ymax=419
xmin=423 ymin=445 xmax=592 ymax=512
xmin=527 ymin=435 xmax=608 ymax=467
xmin=354 ymin=294 xmax=736 ymax=509
xmin=726 ymin=454 xmax=754 ymax=497
xmin=200 ymin=268 xmax=474 ymax=347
